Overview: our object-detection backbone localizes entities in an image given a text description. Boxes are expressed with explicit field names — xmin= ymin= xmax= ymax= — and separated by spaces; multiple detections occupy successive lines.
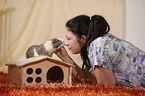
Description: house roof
xmin=5 ymin=56 xmax=75 ymax=67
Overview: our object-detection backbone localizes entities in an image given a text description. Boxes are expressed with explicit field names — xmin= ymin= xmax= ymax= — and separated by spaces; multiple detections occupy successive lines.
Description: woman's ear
xmin=81 ymin=35 xmax=86 ymax=43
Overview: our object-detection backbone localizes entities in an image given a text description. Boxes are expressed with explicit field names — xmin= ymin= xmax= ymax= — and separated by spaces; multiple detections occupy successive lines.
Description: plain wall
xmin=125 ymin=0 xmax=145 ymax=51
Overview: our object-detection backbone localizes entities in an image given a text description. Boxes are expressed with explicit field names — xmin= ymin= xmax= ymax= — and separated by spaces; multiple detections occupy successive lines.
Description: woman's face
xmin=65 ymin=30 xmax=86 ymax=54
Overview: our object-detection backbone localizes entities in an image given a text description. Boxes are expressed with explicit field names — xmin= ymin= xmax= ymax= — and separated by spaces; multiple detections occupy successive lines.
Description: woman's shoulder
xmin=90 ymin=33 xmax=113 ymax=45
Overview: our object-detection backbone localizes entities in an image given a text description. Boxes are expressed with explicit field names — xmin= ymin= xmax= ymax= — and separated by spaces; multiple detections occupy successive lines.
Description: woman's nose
xmin=64 ymin=41 xmax=68 ymax=46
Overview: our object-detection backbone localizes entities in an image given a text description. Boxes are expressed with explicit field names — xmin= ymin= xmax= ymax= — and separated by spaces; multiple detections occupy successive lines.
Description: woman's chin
xmin=70 ymin=51 xmax=80 ymax=54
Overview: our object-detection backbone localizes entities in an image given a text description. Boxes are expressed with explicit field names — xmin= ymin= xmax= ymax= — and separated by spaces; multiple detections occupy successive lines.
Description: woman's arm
xmin=55 ymin=46 xmax=95 ymax=83
xmin=94 ymin=65 xmax=116 ymax=87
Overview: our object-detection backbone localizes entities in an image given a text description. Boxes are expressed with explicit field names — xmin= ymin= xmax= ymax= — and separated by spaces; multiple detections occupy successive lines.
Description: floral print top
xmin=88 ymin=33 xmax=145 ymax=87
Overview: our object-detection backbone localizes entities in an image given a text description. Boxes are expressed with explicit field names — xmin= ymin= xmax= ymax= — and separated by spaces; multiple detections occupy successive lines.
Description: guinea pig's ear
xmin=51 ymin=37 xmax=57 ymax=42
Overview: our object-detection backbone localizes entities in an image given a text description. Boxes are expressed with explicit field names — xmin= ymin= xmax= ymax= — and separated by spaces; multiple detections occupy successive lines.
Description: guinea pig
xmin=26 ymin=38 xmax=64 ymax=58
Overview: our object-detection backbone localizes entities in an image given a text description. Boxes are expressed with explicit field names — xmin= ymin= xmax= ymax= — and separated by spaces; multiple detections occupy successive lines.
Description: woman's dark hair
xmin=66 ymin=15 xmax=110 ymax=70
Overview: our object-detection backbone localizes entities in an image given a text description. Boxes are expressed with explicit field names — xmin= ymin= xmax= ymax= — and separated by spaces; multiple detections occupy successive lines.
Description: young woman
xmin=55 ymin=15 xmax=145 ymax=88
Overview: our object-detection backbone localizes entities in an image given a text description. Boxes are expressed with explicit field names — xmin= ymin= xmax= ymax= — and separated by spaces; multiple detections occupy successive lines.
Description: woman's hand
xmin=55 ymin=46 xmax=69 ymax=61
xmin=55 ymin=46 xmax=76 ymax=65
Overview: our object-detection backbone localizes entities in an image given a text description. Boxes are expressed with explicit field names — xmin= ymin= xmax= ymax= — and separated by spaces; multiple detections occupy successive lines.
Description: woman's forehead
xmin=66 ymin=31 xmax=74 ymax=37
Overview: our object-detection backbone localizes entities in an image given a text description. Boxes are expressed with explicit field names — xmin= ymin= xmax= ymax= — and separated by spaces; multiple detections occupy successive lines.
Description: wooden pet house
xmin=5 ymin=56 xmax=74 ymax=85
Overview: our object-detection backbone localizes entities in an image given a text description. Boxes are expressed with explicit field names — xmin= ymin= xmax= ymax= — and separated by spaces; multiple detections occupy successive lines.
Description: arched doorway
xmin=46 ymin=66 xmax=64 ymax=83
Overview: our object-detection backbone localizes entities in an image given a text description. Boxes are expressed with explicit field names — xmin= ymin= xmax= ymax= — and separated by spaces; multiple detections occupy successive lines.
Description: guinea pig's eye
xmin=53 ymin=39 xmax=60 ymax=43
xmin=53 ymin=41 xmax=62 ymax=48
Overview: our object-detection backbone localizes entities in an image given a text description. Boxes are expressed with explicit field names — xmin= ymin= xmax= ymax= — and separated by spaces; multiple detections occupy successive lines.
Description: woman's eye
xmin=67 ymin=38 xmax=71 ymax=40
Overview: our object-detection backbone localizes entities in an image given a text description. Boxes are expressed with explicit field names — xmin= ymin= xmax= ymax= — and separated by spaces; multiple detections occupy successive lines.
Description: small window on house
xmin=27 ymin=68 xmax=33 ymax=74
xmin=35 ymin=68 xmax=42 ymax=74
xmin=27 ymin=77 xmax=33 ymax=83
xmin=35 ymin=77 xmax=42 ymax=83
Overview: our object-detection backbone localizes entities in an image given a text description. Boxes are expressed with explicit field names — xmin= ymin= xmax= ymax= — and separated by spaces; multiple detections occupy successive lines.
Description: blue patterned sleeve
xmin=88 ymin=38 xmax=104 ymax=68
xmin=88 ymin=37 xmax=112 ymax=70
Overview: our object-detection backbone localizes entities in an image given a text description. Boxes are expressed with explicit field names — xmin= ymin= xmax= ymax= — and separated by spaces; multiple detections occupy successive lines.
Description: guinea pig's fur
xmin=26 ymin=38 xmax=64 ymax=58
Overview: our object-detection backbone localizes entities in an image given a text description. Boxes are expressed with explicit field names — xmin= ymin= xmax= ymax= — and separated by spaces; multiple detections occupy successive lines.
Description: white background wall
xmin=125 ymin=0 xmax=145 ymax=51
